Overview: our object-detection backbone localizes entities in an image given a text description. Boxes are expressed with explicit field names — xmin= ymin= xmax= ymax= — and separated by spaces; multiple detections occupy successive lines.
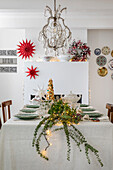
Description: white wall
xmin=24 ymin=62 xmax=89 ymax=105
xmin=0 ymin=0 xmax=113 ymax=11
xmin=0 ymin=9 xmax=113 ymax=29
xmin=0 ymin=29 xmax=25 ymax=116
xmin=88 ymin=29 xmax=113 ymax=115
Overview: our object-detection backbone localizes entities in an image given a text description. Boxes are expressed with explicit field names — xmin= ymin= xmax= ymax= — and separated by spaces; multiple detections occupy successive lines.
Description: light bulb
xmin=41 ymin=150 xmax=47 ymax=156
xmin=46 ymin=130 xmax=52 ymax=136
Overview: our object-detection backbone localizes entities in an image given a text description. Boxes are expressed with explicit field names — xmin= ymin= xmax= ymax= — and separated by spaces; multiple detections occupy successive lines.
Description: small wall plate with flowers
xmin=102 ymin=46 xmax=110 ymax=55
xmin=96 ymin=55 xmax=107 ymax=66
xmin=111 ymin=73 xmax=113 ymax=80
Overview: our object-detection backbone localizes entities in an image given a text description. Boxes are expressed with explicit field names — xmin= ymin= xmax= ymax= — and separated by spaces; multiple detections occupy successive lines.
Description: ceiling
xmin=0 ymin=0 xmax=113 ymax=11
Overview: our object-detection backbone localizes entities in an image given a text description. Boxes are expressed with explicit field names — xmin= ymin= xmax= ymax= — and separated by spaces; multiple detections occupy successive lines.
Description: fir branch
xmin=52 ymin=127 xmax=64 ymax=132
xmin=85 ymin=143 xmax=103 ymax=167
xmin=69 ymin=130 xmax=81 ymax=152
xmin=32 ymin=116 xmax=50 ymax=146
xmin=71 ymin=124 xmax=103 ymax=167
xmin=35 ymin=118 xmax=52 ymax=160
xmin=69 ymin=129 xmax=85 ymax=145
xmin=63 ymin=122 xmax=71 ymax=161
xmin=71 ymin=124 xmax=86 ymax=143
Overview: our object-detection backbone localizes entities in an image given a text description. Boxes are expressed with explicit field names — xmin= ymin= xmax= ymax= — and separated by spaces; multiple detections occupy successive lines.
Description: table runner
xmin=0 ymin=118 xmax=113 ymax=170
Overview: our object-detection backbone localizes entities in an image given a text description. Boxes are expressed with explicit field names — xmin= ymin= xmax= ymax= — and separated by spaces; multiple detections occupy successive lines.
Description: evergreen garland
xmin=32 ymin=100 xmax=103 ymax=167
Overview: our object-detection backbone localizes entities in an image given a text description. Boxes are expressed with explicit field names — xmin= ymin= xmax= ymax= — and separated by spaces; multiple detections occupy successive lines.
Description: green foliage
xmin=63 ymin=122 xmax=71 ymax=161
xmin=32 ymin=100 xmax=103 ymax=167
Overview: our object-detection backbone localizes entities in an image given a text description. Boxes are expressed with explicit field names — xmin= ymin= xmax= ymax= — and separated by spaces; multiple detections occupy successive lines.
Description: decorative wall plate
xmin=111 ymin=50 xmax=113 ymax=57
xmin=97 ymin=67 xmax=108 ymax=77
xmin=102 ymin=46 xmax=110 ymax=55
xmin=96 ymin=56 xmax=107 ymax=66
xmin=111 ymin=73 xmax=113 ymax=80
xmin=94 ymin=48 xmax=101 ymax=55
xmin=108 ymin=59 xmax=113 ymax=70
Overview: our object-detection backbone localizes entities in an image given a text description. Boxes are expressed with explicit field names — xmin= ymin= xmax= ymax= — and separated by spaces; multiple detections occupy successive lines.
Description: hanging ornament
xmin=17 ymin=39 xmax=35 ymax=59
xmin=26 ymin=65 xmax=39 ymax=79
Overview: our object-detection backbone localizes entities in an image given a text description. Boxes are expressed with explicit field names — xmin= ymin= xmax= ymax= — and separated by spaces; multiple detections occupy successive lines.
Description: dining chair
xmin=106 ymin=103 xmax=113 ymax=123
xmin=0 ymin=118 xmax=1 ymax=129
xmin=2 ymin=100 xmax=12 ymax=123
xmin=0 ymin=104 xmax=1 ymax=129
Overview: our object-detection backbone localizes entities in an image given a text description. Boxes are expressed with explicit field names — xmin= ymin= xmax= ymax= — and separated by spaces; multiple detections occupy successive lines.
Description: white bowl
xmin=57 ymin=55 xmax=72 ymax=62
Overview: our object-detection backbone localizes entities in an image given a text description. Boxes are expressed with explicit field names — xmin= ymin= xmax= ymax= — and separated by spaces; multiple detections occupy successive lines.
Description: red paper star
xmin=26 ymin=65 xmax=39 ymax=79
xmin=17 ymin=39 xmax=35 ymax=60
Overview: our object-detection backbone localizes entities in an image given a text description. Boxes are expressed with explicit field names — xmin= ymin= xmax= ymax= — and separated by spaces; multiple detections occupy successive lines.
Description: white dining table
xmin=0 ymin=117 xmax=113 ymax=170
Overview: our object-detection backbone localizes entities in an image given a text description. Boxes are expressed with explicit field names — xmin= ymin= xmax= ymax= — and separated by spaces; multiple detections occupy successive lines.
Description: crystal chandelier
xmin=38 ymin=0 xmax=72 ymax=56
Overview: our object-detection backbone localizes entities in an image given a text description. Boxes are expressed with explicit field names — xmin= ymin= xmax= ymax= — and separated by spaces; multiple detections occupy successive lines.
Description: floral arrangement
xmin=32 ymin=99 xmax=103 ymax=167
xmin=68 ymin=40 xmax=91 ymax=61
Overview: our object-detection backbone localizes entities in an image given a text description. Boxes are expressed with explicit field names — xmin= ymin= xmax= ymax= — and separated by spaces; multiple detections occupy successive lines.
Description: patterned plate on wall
xmin=97 ymin=67 xmax=108 ymax=77
xmin=96 ymin=56 xmax=107 ymax=66
xmin=102 ymin=46 xmax=110 ymax=55
xmin=94 ymin=48 xmax=101 ymax=55
xmin=108 ymin=59 xmax=113 ymax=70
xmin=111 ymin=50 xmax=113 ymax=57
xmin=111 ymin=73 xmax=113 ymax=80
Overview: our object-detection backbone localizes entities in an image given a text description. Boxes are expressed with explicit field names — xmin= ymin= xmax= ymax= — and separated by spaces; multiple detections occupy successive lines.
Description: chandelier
xmin=38 ymin=0 xmax=72 ymax=56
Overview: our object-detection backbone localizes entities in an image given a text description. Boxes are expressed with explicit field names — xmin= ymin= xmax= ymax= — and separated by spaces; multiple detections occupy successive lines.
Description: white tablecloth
xmin=0 ymin=117 xmax=113 ymax=170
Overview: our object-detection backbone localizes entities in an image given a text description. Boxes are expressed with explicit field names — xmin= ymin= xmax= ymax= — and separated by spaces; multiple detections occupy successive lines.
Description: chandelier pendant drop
xmin=39 ymin=0 xmax=72 ymax=56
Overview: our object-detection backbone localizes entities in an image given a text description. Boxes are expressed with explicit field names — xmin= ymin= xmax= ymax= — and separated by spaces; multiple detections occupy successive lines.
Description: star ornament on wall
xmin=17 ymin=39 xmax=35 ymax=59
xmin=26 ymin=65 xmax=39 ymax=79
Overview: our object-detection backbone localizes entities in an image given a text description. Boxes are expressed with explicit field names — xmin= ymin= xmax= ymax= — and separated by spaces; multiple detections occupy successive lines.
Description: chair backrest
xmin=106 ymin=103 xmax=113 ymax=123
xmin=0 ymin=104 xmax=1 ymax=128
xmin=0 ymin=117 xmax=1 ymax=129
xmin=2 ymin=100 xmax=12 ymax=123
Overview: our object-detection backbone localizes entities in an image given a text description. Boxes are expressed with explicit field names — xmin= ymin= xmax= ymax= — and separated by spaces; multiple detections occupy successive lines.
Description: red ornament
xmin=26 ymin=65 xmax=39 ymax=79
xmin=17 ymin=39 xmax=35 ymax=59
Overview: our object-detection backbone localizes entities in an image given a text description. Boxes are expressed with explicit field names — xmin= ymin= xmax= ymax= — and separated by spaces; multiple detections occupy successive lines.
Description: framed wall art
xmin=0 ymin=50 xmax=17 ymax=56
xmin=0 ymin=67 xmax=17 ymax=73
xmin=0 ymin=58 xmax=17 ymax=64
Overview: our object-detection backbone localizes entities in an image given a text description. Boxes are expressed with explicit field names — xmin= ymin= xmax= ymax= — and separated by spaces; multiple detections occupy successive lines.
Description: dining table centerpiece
xmin=32 ymin=99 xmax=103 ymax=167
xmin=68 ymin=40 xmax=91 ymax=61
